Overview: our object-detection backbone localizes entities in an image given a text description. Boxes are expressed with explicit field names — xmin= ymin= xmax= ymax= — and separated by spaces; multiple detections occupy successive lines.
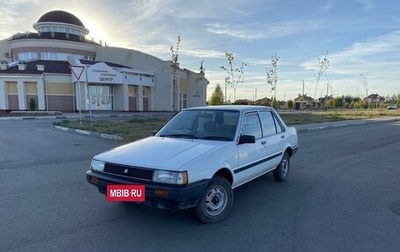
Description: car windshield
xmin=157 ymin=110 xmax=239 ymax=141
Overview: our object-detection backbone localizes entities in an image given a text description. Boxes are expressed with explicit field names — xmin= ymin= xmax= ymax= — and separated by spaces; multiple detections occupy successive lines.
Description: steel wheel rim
xmin=281 ymin=157 xmax=289 ymax=177
xmin=204 ymin=186 xmax=227 ymax=216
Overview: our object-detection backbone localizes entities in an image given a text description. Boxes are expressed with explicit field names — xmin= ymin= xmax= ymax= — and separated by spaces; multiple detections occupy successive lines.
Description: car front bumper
xmin=86 ymin=170 xmax=209 ymax=211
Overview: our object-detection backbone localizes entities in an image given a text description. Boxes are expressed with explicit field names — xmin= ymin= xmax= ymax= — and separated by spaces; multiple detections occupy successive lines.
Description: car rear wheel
xmin=273 ymin=152 xmax=290 ymax=182
xmin=196 ymin=176 xmax=233 ymax=224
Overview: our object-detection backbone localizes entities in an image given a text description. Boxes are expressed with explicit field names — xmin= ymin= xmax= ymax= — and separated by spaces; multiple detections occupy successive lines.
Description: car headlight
xmin=153 ymin=170 xmax=188 ymax=185
xmin=91 ymin=159 xmax=105 ymax=172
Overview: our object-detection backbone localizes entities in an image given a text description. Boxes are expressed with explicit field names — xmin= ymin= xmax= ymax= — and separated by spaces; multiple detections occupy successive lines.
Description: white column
xmin=122 ymin=84 xmax=129 ymax=111
xmin=176 ymin=77 xmax=181 ymax=111
xmin=148 ymin=86 xmax=153 ymax=111
xmin=137 ymin=85 xmax=143 ymax=111
xmin=37 ymin=80 xmax=45 ymax=110
xmin=17 ymin=80 xmax=26 ymax=110
xmin=0 ymin=81 xmax=8 ymax=109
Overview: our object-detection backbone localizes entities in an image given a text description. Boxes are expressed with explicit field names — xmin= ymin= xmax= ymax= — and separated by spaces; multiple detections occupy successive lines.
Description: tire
xmin=196 ymin=176 xmax=233 ymax=224
xmin=273 ymin=152 xmax=290 ymax=182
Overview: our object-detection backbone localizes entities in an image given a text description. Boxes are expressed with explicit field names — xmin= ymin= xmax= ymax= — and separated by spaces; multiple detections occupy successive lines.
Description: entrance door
xmin=88 ymin=84 xmax=112 ymax=110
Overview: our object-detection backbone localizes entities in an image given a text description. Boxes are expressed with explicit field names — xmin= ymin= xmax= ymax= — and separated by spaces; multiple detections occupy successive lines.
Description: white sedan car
xmin=86 ymin=105 xmax=299 ymax=223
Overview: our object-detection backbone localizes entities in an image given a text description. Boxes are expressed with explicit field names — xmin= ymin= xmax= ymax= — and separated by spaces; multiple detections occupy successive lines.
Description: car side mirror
xmin=239 ymin=135 xmax=256 ymax=144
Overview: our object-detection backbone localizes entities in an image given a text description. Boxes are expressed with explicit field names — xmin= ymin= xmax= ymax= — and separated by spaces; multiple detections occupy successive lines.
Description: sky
xmin=1 ymin=0 xmax=399 ymax=101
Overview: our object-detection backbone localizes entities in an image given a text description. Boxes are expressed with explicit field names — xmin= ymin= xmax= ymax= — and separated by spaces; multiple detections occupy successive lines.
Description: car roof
xmin=183 ymin=105 xmax=273 ymax=112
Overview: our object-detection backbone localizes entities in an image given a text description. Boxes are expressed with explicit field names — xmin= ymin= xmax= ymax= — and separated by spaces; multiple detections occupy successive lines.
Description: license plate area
xmin=106 ymin=184 xmax=145 ymax=202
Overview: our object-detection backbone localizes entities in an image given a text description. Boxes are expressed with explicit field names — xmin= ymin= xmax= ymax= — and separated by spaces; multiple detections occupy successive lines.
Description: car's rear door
xmin=258 ymin=110 xmax=285 ymax=171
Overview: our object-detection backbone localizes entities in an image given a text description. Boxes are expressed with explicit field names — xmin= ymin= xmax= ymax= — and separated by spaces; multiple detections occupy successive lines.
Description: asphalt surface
xmin=1 ymin=115 xmax=400 ymax=251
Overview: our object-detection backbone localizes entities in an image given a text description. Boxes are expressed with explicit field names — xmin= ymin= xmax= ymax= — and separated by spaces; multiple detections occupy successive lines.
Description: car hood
xmin=94 ymin=136 xmax=227 ymax=170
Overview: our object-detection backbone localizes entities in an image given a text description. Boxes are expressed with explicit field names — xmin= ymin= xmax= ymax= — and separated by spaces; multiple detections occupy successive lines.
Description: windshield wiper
xmin=201 ymin=136 xmax=232 ymax=141
xmin=159 ymin=134 xmax=197 ymax=139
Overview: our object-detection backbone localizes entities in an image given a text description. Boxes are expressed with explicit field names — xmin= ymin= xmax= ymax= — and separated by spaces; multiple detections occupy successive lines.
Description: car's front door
xmin=234 ymin=112 xmax=268 ymax=187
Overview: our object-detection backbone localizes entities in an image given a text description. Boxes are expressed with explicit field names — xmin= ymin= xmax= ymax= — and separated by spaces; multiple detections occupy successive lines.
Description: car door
xmin=234 ymin=112 xmax=267 ymax=187
xmin=258 ymin=110 xmax=285 ymax=171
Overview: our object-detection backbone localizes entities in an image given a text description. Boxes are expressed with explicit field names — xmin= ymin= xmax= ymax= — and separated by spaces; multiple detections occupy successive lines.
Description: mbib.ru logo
xmin=106 ymin=185 xmax=145 ymax=202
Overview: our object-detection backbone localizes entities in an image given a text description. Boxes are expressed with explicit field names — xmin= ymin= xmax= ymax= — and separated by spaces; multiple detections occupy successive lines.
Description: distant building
xmin=294 ymin=94 xmax=315 ymax=110
xmin=364 ymin=93 xmax=385 ymax=108
xmin=0 ymin=10 xmax=208 ymax=112
xmin=364 ymin=93 xmax=385 ymax=104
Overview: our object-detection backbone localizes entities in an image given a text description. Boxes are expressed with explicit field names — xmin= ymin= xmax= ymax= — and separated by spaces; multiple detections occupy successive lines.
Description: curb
xmin=295 ymin=118 xmax=399 ymax=133
xmin=0 ymin=112 xmax=175 ymax=121
xmin=54 ymin=125 xmax=123 ymax=140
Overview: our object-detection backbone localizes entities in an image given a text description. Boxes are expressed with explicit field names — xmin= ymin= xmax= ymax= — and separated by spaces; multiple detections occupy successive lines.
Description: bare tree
xmin=313 ymin=51 xmax=329 ymax=99
xmin=360 ymin=73 xmax=370 ymax=109
xmin=220 ymin=51 xmax=246 ymax=102
xmin=266 ymin=54 xmax=279 ymax=100
xmin=170 ymin=35 xmax=181 ymax=111
xmin=359 ymin=74 xmax=368 ymax=97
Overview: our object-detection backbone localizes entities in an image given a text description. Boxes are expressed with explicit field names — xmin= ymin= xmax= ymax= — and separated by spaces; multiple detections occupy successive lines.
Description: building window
xmin=18 ymin=52 xmax=87 ymax=61
xmin=38 ymin=25 xmax=85 ymax=37
xmin=18 ymin=52 xmax=39 ymax=61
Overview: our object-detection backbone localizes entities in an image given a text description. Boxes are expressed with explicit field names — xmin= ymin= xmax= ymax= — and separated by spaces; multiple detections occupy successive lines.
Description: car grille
xmin=104 ymin=163 xmax=154 ymax=181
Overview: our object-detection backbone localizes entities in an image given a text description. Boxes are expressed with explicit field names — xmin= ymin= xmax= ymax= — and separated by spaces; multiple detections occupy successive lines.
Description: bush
xmin=29 ymin=98 xmax=37 ymax=111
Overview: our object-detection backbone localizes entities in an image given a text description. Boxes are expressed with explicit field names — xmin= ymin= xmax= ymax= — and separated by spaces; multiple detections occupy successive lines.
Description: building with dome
xmin=0 ymin=10 xmax=208 ymax=112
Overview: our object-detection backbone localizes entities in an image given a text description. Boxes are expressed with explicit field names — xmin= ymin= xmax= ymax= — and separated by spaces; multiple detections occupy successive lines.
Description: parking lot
xmin=1 ymin=118 xmax=400 ymax=251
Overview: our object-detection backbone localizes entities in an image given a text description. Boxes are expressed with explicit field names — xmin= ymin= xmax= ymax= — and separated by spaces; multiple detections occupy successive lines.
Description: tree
xmin=359 ymin=74 xmax=369 ymax=97
xmin=266 ymin=54 xmax=279 ymax=100
xmin=29 ymin=98 xmax=37 ymax=111
xmin=220 ymin=51 xmax=246 ymax=102
xmin=287 ymin=100 xmax=294 ymax=110
xmin=313 ymin=51 xmax=329 ymax=99
xmin=271 ymin=99 xmax=279 ymax=109
xmin=326 ymin=98 xmax=335 ymax=109
xmin=209 ymin=84 xmax=224 ymax=105
xmin=170 ymin=35 xmax=181 ymax=111
xmin=334 ymin=97 xmax=344 ymax=108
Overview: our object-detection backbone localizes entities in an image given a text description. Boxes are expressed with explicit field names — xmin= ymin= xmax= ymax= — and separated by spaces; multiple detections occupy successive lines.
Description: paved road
xmin=1 ymin=119 xmax=399 ymax=251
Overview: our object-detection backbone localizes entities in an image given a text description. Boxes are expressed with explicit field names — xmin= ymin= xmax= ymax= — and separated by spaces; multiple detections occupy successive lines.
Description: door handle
xmin=281 ymin=135 xmax=285 ymax=139
xmin=261 ymin=141 xmax=266 ymax=145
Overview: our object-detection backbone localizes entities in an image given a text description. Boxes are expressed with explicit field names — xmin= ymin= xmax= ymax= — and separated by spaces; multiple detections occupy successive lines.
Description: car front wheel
xmin=196 ymin=176 xmax=233 ymax=224
xmin=273 ymin=152 xmax=290 ymax=182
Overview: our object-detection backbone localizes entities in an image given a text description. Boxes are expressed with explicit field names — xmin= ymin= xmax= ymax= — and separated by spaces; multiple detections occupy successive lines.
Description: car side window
xmin=259 ymin=111 xmax=277 ymax=136
xmin=242 ymin=113 xmax=262 ymax=139
xmin=273 ymin=114 xmax=284 ymax=133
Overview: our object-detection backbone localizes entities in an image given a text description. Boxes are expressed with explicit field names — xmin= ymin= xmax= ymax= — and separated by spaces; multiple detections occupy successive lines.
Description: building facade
xmin=0 ymin=10 xmax=208 ymax=112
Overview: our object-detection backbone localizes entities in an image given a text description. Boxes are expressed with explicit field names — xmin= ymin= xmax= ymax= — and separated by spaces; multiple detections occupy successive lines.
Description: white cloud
xmin=205 ymin=19 xmax=322 ymax=40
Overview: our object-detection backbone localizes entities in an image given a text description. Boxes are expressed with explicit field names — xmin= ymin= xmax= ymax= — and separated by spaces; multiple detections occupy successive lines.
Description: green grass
xmin=281 ymin=109 xmax=400 ymax=124
xmin=54 ymin=109 xmax=400 ymax=142
xmin=54 ymin=118 xmax=166 ymax=142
